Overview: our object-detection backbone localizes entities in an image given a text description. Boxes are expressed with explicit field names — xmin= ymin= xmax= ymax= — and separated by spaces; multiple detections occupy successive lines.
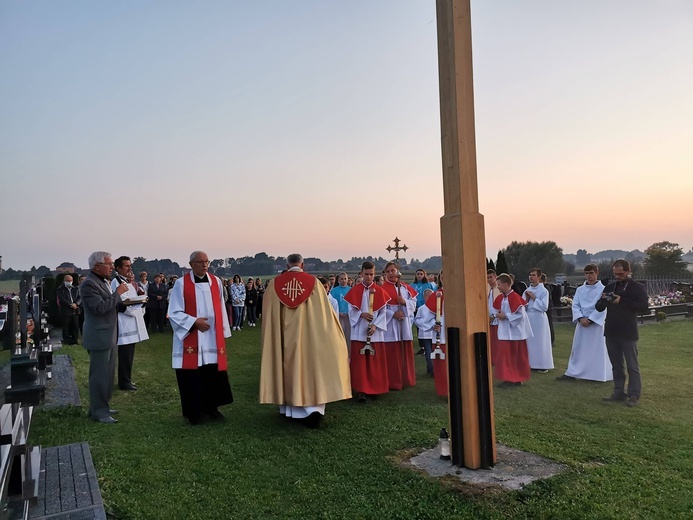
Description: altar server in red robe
xmin=414 ymin=284 xmax=448 ymax=397
xmin=381 ymin=261 xmax=418 ymax=390
xmin=491 ymin=273 xmax=532 ymax=386
xmin=344 ymin=261 xmax=391 ymax=401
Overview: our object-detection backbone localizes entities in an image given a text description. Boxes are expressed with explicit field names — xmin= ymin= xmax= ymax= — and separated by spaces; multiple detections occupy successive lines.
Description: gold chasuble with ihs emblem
xmin=259 ymin=270 xmax=352 ymax=407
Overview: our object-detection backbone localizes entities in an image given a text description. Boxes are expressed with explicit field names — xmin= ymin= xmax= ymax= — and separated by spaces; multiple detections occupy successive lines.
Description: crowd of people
xmin=65 ymin=249 xmax=647 ymax=427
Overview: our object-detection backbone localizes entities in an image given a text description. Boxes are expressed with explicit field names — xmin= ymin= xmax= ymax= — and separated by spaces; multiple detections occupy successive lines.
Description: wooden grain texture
xmin=436 ymin=0 xmax=497 ymax=469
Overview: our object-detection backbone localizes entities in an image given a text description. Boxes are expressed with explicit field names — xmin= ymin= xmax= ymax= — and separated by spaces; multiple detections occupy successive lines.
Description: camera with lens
xmin=602 ymin=292 xmax=616 ymax=303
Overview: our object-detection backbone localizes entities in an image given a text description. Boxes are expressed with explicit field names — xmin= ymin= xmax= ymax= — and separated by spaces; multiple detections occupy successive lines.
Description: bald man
xmin=57 ymin=274 xmax=81 ymax=345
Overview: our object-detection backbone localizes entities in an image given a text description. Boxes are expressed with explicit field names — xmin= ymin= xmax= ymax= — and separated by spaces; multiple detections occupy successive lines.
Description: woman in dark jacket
xmin=254 ymin=278 xmax=264 ymax=321
xmin=245 ymin=280 xmax=258 ymax=327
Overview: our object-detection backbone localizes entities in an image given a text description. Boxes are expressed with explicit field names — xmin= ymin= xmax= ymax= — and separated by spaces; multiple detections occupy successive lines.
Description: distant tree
xmin=487 ymin=258 xmax=495 ymax=271
xmin=596 ymin=260 xmax=613 ymax=278
xmin=495 ymin=251 xmax=509 ymax=275
xmin=132 ymin=257 xmax=147 ymax=274
xmin=35 ymin=265 xmax=51 ymax=277
xmin=502 ymin=241 xmax=564 ymax=277
xmin=0 ymin=268 xmax=22 ymax=280
xmin=643 ymin=241 xmax=688 ymax=277
xmin=421 ymin=256 xmax=442 ymax=273
xmin=575 ymin=249 xmax=591 ymax=266
xmin=630 ymin=260 xmax=644 ymax=278
xmin=563 ymin=261 xmax=576 ymax=276
xmin=209 ymin=259 xmax=224 ymax=274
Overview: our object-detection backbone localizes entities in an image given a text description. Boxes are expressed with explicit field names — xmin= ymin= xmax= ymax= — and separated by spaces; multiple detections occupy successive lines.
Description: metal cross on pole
xmin=386 ymin=237 xmax=408 ymax=260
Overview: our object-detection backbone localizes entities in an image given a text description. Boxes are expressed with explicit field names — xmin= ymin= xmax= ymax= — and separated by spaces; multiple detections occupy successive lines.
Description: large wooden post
xmin=436 ymin=0 xmax=497 ymax=469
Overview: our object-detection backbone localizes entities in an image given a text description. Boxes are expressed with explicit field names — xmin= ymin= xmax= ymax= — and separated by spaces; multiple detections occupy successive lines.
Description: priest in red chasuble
xmin=169 ymin=250 xmax=233 ymax=425
xmin=381 ymin=261 xmax=417 ymax=390
xmin=260 ymin=254 xmax=351 ymax=428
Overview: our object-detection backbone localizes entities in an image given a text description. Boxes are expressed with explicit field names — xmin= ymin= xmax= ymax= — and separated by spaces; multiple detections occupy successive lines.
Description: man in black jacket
xmin=57 ymin=274 xmax=80 ymax=345
xmin=595 ymin=259 xmax=649 ymax=407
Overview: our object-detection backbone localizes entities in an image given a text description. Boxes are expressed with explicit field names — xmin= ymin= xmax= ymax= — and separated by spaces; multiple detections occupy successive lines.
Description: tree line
xmin=489 ymin=240 xmax=691 ymax=280
xmin=2 ymin=241 xmax=689 ymax=281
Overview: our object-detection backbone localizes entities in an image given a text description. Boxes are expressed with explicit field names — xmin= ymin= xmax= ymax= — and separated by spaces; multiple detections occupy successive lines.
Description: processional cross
xmin=386 ymin=237 xmax=408 ymax=260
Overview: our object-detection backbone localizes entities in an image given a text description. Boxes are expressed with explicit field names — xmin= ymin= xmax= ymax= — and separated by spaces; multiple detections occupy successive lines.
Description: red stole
xmin=381 ymin=280 xmax=417 ymax=303
xmin=343 ymin=282 xmax=390 ymax=312
xmin=493 ymin=291 xmax=525 ymax=314
xmin=182 ymin=273 xmax=227 ymax=371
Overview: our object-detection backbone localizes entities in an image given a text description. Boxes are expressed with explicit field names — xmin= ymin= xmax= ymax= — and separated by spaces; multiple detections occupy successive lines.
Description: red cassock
xmin=492 ymin=292 xmax=530 ymax=383
xmin=344 ymin=282 xmax=391 ymax=395
xmin=380 ymin=281 xmax=417 ymax=391
xmin=423 ymin=290 xmax=448 ymax=397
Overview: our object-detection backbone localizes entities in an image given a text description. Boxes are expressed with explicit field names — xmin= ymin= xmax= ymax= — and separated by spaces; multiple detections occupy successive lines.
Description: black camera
xmin=603 ymin=292 xmax=615 ymax=303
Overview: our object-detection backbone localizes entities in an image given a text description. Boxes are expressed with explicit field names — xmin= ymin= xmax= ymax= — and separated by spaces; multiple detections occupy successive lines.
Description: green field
xmin=30 ymin=320 xmax=693 ymax=519
xmin=0 ymin=280 xmax=20 ymax=295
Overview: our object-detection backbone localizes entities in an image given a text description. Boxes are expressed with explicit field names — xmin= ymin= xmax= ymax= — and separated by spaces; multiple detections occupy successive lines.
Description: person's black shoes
xmin=602 ymin=393 xmax=628 ymax=402
xmin=303 ymin=412 xmax=323 ymax=429
xmin=625 ymin=397 xmax=640 ymax=407
xmin=207 ymin=409 xmax=225 ymax=421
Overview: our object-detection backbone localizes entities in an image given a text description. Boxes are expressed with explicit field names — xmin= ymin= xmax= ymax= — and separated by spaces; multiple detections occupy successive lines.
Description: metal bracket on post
xmin=474 ymin=331 xmax=494 ymax=469
xmin=447 ymin=327 xmax=464 ymax=466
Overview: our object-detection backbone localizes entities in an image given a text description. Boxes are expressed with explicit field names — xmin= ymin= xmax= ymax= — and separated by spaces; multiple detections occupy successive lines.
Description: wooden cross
xmin=435 ymin=0 xmax=496 ymax=469
xmin=386 ymin=237 xmax=408 ymax=260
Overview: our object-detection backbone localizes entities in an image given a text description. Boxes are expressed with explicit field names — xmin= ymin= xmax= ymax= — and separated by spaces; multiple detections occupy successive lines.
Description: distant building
xmin=55 ymin=262 xmax=77 ymax=274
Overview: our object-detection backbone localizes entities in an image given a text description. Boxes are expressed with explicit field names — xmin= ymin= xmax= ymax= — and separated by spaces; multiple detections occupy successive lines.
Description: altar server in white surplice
xmin=522 ymin=268 xmax=554 ymax=371
xmin=557 ymin=264 xmax=613 ymax=382
xmin=111 ymin=257 xmax=148 ymax=392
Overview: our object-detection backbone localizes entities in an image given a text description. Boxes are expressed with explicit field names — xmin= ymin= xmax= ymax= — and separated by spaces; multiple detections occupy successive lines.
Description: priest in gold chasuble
xmin=260 ymin=254 xmax=351 ymax=428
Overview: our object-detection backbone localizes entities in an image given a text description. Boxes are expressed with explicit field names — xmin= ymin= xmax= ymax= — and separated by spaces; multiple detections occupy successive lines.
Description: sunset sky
xmin=2 ymin=1 xmax=692 ymax=271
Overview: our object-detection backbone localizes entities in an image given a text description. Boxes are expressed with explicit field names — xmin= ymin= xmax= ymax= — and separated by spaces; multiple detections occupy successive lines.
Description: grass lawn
xmin=31 ymin=320 xmax=693 ymax=519
xmin=0 ymin=280 xmax=20 ymax=295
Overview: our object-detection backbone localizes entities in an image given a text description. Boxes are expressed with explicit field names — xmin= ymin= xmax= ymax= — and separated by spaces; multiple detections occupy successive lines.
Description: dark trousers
xmin=546 ymin=311 xmax=555 ymax=345
xmin=418 ymin=338 xmax=434 ymax=374
xmin=151 ymin=308 xmax=167 ymax=332
xmin=143 ymin=308 xmax=151 ymax=330
xmin=61 ymin=314 xmax=79 ymax=345
xmin=606 ymin=337 xmax=641 ymax=398
xmin=118 ymin=343 xmax=136 ymax=388
xmin=88 ymin=347 xmax=117 ymax=420
xmin=175 ymin=364 xmax=233 ymax=422
xmin=245 ymin=304 xmax=256 ymax=324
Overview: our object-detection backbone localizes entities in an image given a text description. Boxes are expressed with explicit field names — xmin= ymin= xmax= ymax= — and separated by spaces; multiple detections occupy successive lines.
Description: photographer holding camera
xmin=595 ymin=259 xmax=649 ymax=407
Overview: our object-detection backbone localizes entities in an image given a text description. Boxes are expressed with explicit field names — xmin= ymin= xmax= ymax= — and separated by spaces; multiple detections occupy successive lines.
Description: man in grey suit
xmin=79 ymin=251 xmax=129 ymax=423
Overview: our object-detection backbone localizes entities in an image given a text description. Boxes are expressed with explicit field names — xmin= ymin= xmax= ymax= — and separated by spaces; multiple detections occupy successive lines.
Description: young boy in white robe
xmin=492 ymin=273 xmax=532 ymax=386
xmin=557 ymin=264 xmax=613 ymax=382
xmin=522 ymin=268 xmax=554 ymax=372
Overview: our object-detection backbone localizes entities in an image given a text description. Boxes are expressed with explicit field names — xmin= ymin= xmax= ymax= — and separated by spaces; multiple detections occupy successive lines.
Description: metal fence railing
xmin=558 ymin=275 xmax=693 ymax=299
